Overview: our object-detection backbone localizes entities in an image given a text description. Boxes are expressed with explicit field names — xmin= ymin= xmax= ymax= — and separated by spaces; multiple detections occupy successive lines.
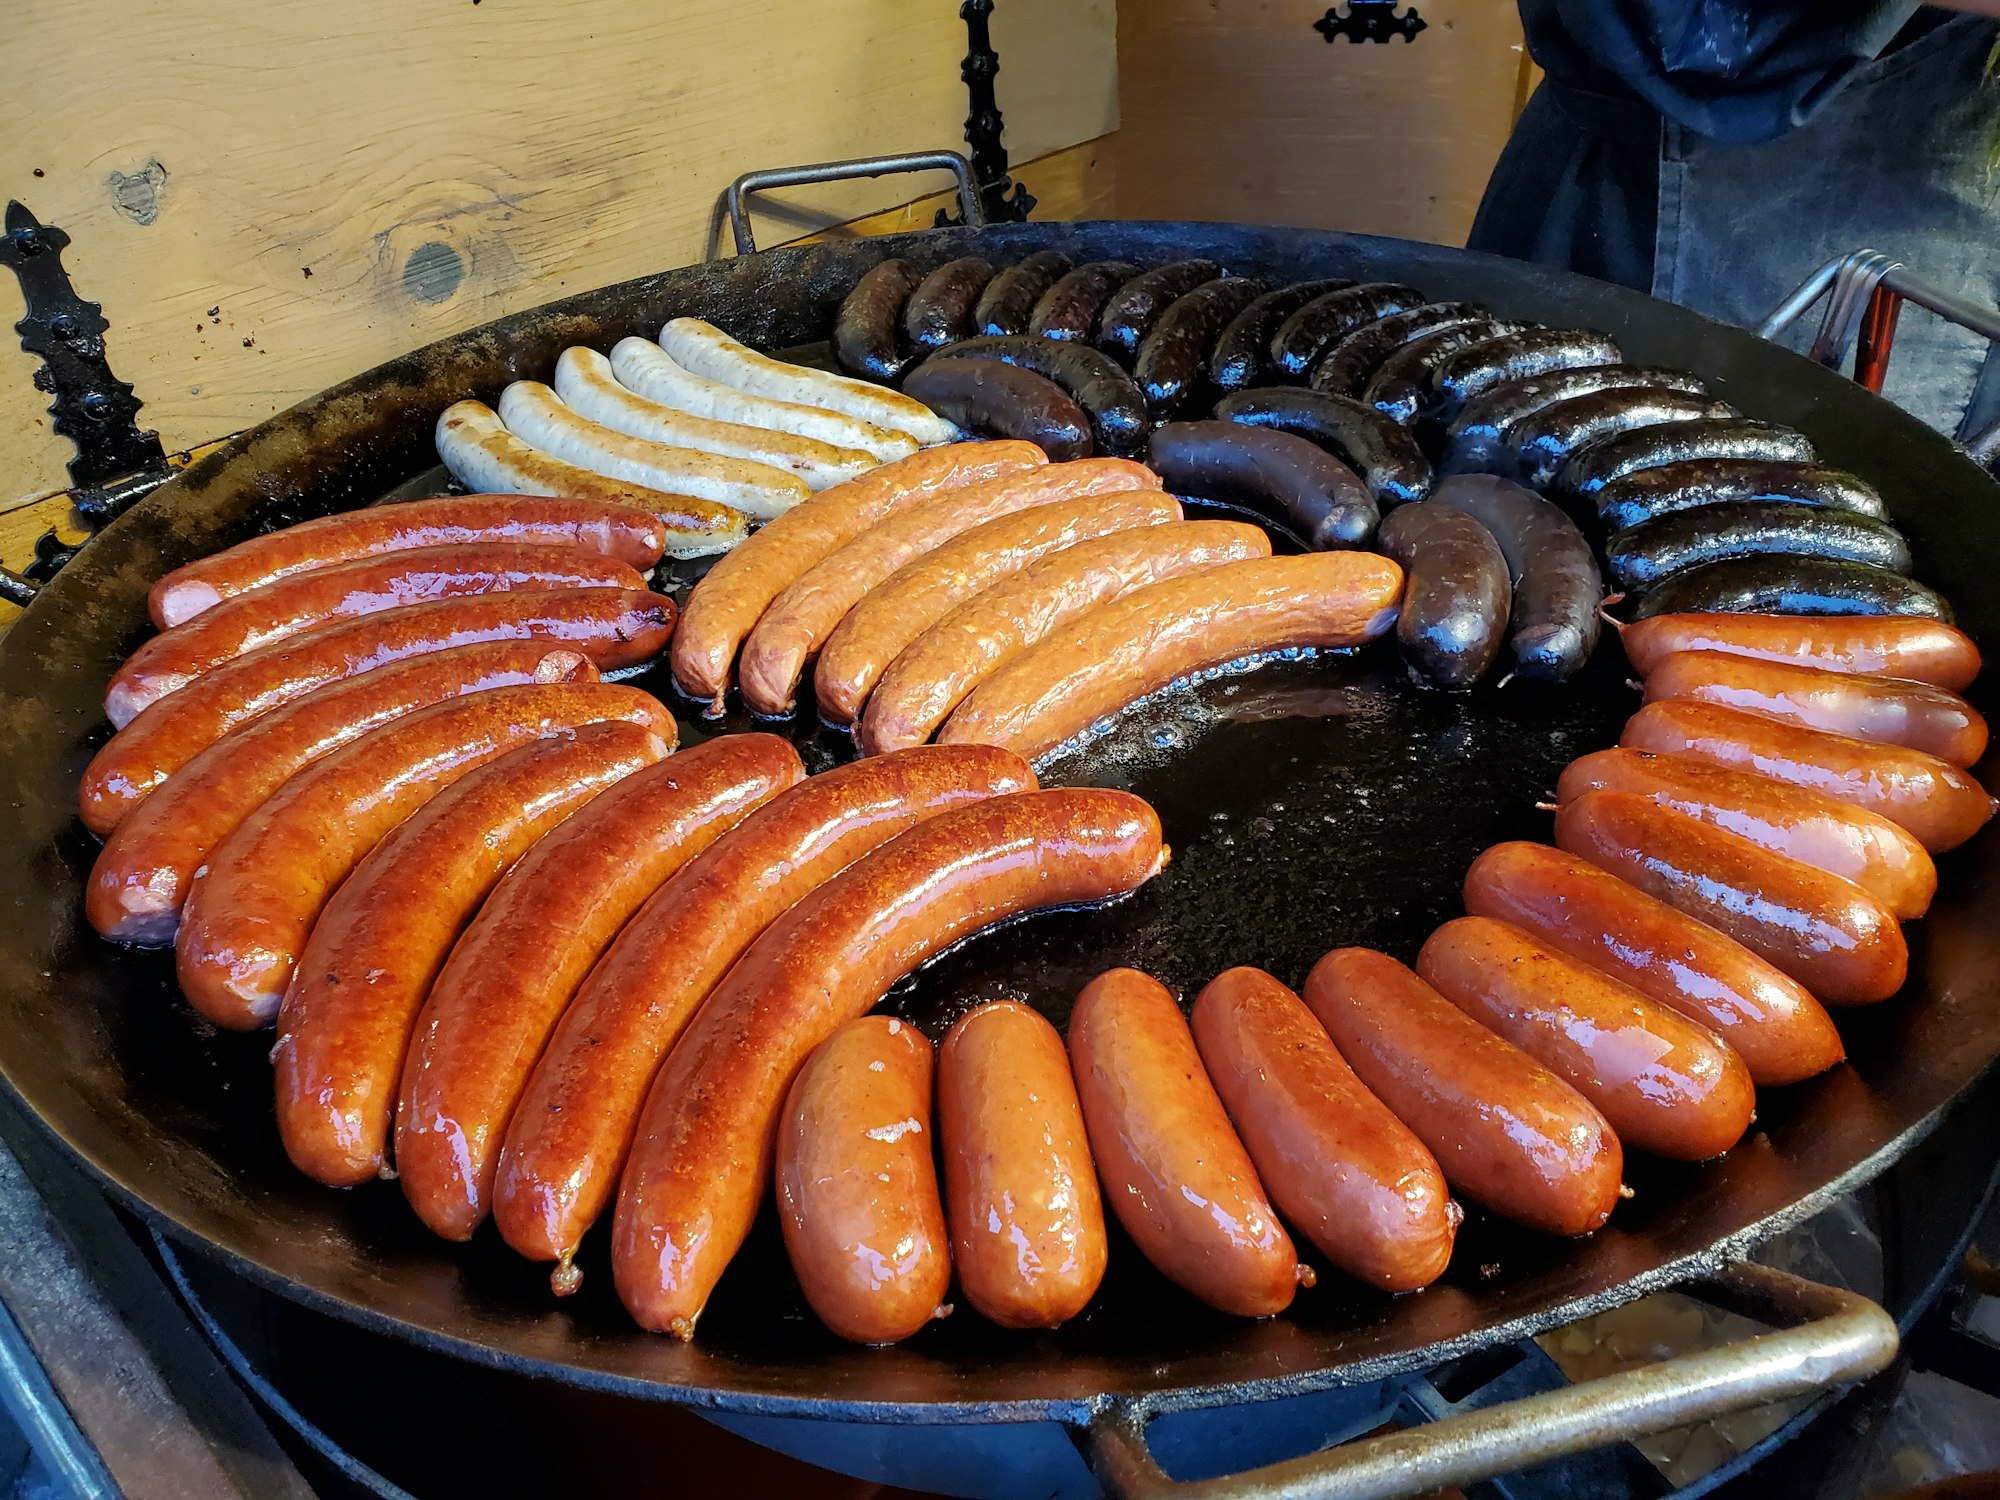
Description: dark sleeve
xmin=1522 ymin=0 xmax=1927 ymax=144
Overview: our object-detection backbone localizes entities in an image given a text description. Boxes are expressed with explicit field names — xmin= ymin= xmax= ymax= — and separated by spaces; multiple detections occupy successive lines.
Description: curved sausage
xmin=174 ymin=682 xmax=676 ymax=1030
xmin=1556 ymin=746 xmax=1937 ymax=920
xmin=1071 ymin=968 xmax=1304 ymax=1316
xmin=1442 ymin=366 xmax=1707 ymax=478
xmin=815 ymin=489 xmax=1181 ymax=724
xmin=1592 ymin=459 xmax=1887 ymax=534
xmin=900 ymin=359 xmax=1091 ymax=461
xmin=554 ymin=346 xmax=875 ymax=491
xmin=1029 ymin=260 xmax=1139 ymax=342
xmin=1431 ymin=474 xmax=1601 ymax=681
xmin=657 ymin=317 xmax=957 ymax=446
xmin=495 ymin=744 xmax=1034 ymax=1275
xmin=87 ymin=643 xmax=598 ymax=947
xmin=108 ymin=543 xmax=643 ymax=728
xmin=1096 ymin=259 xmax=1223 ymax=362
xmin=833 ymin=258 xmax=919 ymax=382
xmin=777 ymin=1017 xmax=951 ymax=1344
xmin=608 ymin=337 xmax=918 ymax=464
xmin=1508 ymin=389 xmax=1733 ymax=490
xmin=1212 ymin=388 xmax=1433 ymax=506
xmin=938 ymin=1001 xmax=1107 ymax=1329
xmin=904 ymin=256 xmax=996 ymax=351
xmin=1190 ymin=966 xmax=1457 ymax=1292
xmin=1270 ymin=283 xmax=1424 ymax=381
xmin=496 ymin=381 xmax=809 ymax=519
xmin=1553 ymin=418 xmax=1815 ymax=502
xmin=395 ymin=735 xmax=803 ymax=1241
xmin=1463 ymin=842 xmax=1844 ymax=1086
xmin=931 ymin=335 xmax=1150 ymax=456
xmin=1210 ymin=278 xmax=1355 ymax=392
xmin=1362 ymin=319 xmax=1522 ymax=425
xmin=741 ymin=458 xmax=1160 ymax=716
xmin=1417 ymin=918 xmax=1755 ymax=1162
xmin=147 ymin=494 xmax=668 ymax=630
xmin=859 ymin=520 xmax=1272 ymax=756
xmin=974 ymin=251 xmax=1075 ymax=338
xmin=611 ymin=787 xmax=1168 ymax=1338
xmin=1375 ymin=501 xmax=1510 ymax=688
xmin=669 ymin=442 xmax=1046 ymax=707
xmin=1554 ymin=790 xmax=1909 ymax=1005
xmin=1308 ymin=301 xmax=1487 ymax=398
xmin=272 ymin=722 xmax=669 ymax=1187
xmin=1424 ymin=327 xmax=1624 ymax=420
xmin=1302 ymin=948 xmax=1623 ymax=1237
xmin=1616 ymin=612 xmax=1980 ymax=691
xmin=1135 ymin=276 xmax=1268 ymax=418
xmin=1643 ymin=650 xmax=1986 ymax=766
xmin=80 ymin=590 xmax=676 ymax=837
xmin=1622 ymin=699 xmax=1995 ymax=852
xmin=940 ymin=551 xmax=1403 ymax=765
xmin=1147 ymin=420 xmax=1378 ymax=549
xmin=1631 ymin=556 xmax=1951 ymax=623
xmin=1607 ymin=504 xmax=1912 ymax=595
xmin=434 ymin=402 xmax=748 ymax=559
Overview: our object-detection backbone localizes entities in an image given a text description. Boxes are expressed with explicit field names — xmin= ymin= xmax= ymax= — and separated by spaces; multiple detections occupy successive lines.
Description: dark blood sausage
xmin=932 ymin=335 xmax=1149 ymax=456
xmin=1213 ymin=388 xmax=1432 ymax=505
xmin=1432 ymin=474 xmax=1601 ymax=680
xmin=1135 ymin=276 xmax=1268 ymax=418
xmin=1363 ymin=320 xmax=1522 ymax=425
xmin=973 ymin=250 xmax=1074 ymax=337
xmin=1443 ymin=366 xmax=1708 ymax=476
xmin=1607 ymin=503 xmax=1913 ymax=594
xmin=1210 ymin=278 xmax=1355 ymax=392
xmin=1096 ymin=259 xmax=1223 ymax=362
xmin=1631 ymin=556 xmax=1952 ymax=622
xmin=1271 ymin=283 xmax=1425 ymax=381
xmin=1426 ymin=328 xmax=1625 ymax=420
xmin=1509 ymin=389 xmax=1734 ymax=489
xmin=903 ymin=257 xmax=996 ymax=352
xmin=832 ymin=258 xmax=919 ymax=382
xmin=1375 ymin=501 xmax=1510 ymax=688
xmin=1029 ymin=260 xmax=1140 ymax=342
xmin=901 ymin=359 xmax=1092 ymax=461
xmin=1148 ymin=420 xmax=1379 ymax=550
xmin=1594 ymin=460 xmax=1887 ymax=533
xmin=1555 ymin=419 xmax=1815 ymax=503
xmin=1309 ymin=302 xmax=1487 ymax=397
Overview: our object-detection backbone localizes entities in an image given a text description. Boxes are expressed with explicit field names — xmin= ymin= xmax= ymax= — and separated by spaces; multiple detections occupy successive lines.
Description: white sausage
xmin=658 ymin=318 xmax=960 ymax=447
xmin=496 ymin=381 xmax=809 ymax=521
xmin=609 ymin=338 xmax=917 ymax=464
xmin=433 ymin=401 xmax=748 ymax=558
xmin=554 ymin=348 xmax=876 ymax=492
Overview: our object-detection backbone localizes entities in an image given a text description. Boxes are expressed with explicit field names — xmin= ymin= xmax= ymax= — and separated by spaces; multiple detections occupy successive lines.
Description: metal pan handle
xmin=1083 ymin=1261 xmax=1897 ymax=1500
xmin=721 ymin=151 xmax=984 ymax=257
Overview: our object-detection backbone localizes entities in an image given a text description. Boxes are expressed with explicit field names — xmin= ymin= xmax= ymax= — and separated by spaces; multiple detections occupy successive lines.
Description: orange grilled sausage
xmin=1616 ymin=611 xmax=1980 ymax=692
xmin=1070 ymin=968 xmax=1306 ymax=1316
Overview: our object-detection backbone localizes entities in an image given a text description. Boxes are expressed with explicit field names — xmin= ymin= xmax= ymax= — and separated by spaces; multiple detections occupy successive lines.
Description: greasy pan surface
xmin=1 ymin=224 xmax=1998 ymax=1422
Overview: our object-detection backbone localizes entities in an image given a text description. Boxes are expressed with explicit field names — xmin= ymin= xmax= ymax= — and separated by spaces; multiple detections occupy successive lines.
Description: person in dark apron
xmin=1469 ymin=2 xmax=2000 ymax=440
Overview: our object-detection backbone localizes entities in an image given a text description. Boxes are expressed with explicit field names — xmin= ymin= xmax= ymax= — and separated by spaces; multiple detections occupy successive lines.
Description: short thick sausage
xmin=975 ymin=251 xmax=1076 ymax=338
xmin=1147 ymin=419 xmax=1378 ymax=550
xmin=1270 ymin=283 xmax=1423 ymax=382
xmin=1210 ymin=278 xmax=1355 ymax=392
xmin=1212 ymin=388 xmax=1433 ymax=507
xmin=1375 ymin=502 xmax=1510 ymax=689
xmin=904 ymin=257 xmax=996 ymax=351
xmin=1431 ymin=474 xmax=1602 ymax=681
xmin=1135 ymin=276 xmax=1267 ymax=418
xmin=1029 ymin=260 xmax=1140 ymax=342
xmin=833 ymin=258 xmax=920 ymax=382
xmin=1097 ymin=260 xmax=1223 ymax=362
xmin=1308 ymin=302 xmax=1486 ymax=399
xmin=900 ymin=359 xmax=1092 ymax=461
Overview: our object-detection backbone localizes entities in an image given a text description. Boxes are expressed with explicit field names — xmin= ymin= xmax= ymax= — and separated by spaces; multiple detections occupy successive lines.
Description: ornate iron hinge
xmin=936 ymin=0 xmax=1035 ymax=226
xmin=1314 ymin=1 xmax=1427 ymax=43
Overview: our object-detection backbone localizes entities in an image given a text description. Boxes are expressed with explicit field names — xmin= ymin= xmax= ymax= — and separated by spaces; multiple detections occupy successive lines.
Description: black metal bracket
xmin=936 ymin=0 xmax=1036 ymax=227
xmin=1313 ymin=2 xmax=1427 ymax=43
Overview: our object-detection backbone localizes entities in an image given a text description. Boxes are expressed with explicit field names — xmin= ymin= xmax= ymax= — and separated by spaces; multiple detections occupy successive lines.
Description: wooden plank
xmin=1114 ymin=1 xmax=1525 ymax=248
xmin=0 ymin=0 xmax=1115 ymax=507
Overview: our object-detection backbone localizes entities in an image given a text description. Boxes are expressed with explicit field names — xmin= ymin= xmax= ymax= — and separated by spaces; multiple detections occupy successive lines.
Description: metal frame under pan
xmin=1 ymin=223 xmax=1998 ymax=1470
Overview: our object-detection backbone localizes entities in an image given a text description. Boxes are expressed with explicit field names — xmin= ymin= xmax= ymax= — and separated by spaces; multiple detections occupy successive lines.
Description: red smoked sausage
xmin=1616 ymin=612 xmax=1980 ymax=691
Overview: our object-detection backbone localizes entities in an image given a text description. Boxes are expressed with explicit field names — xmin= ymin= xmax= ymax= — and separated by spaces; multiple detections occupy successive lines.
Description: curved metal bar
xmin=1808 ymin=251 xmax=1900 ymax=368
xmin=1085 ymin=1262 xmax=1898 ymax=1500
xmin=721 ymin=151 xmax=982 ymax=257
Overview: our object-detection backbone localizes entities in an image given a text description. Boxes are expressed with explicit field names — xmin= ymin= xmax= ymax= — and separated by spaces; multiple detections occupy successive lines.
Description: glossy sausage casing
xmin=1417 ymin=918 xmax=1755 ymax=1162
xmin=939 ymin=1001 xmax=1108 ymax=1329
xmin=777 ymin=1017 xmax=951 ymax=1344
xmin=1147 ymin=420 xmax=1379 ymax=550
xmin=1431 ymin=474 xmax=1601 ymax=681
xmin=1096 ymin=260 xmax=1223 ymax=361
xmin=1070 ymin=969 xmax=1303 ymax=1316
xmin=1462 ymin=842 xmax=1844 ymax=1086
xmin=1212 ymin=388 xmax=1433 ymax=507
xmin=1555 ymin=790 xmax=1909 ymax=1005
xmin=1190 ymin=967 xmax=1457 ymax=1292
xmin=1616 ymin=612 xmax=1980 ymax=692
xmin=1605 ymin=503 xmax=1911 ymax=596
xmin=900 ymin=360 xmax=1092 ymax=461
xmin=1303 ymin=948 xmax=1623 ymax=1237
xmin=1591 ymin=460 xmax=1886 ymax=535
xmin=832 ymin=258 xmax=920 ymax=383
xmin=1375 ymin=501 xmax=1510 ymax=689
xmin=1030 ymin=260 xmax=1140 ymax=342
xmin=1210 ymin=278 xmax=1354 ymax=392
xmin=974 ymin=250 xmax=1074 ymax=337
xmin=904 ymin=257 xmax=996 ymax=351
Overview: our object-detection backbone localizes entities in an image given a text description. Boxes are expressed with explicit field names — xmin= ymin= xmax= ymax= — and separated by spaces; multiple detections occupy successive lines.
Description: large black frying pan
xmin=0 ymin=224 xmax=1996 ymax=1461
